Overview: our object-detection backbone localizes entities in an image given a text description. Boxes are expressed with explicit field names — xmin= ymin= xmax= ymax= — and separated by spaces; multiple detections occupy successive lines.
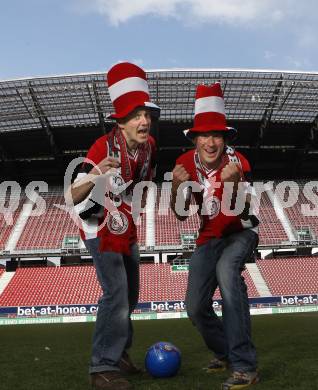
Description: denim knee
xmin=186 ymin=295 xmax=203 ymax=322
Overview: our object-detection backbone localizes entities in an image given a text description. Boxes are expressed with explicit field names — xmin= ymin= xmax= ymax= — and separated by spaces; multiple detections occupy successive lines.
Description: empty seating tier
xmin=257 ymin=256 xmax=318 ymax=295
xmin=16 ymin=189 xmax=78 ymax=250
xmin=0 ymin=263 xmax=259 ymax=307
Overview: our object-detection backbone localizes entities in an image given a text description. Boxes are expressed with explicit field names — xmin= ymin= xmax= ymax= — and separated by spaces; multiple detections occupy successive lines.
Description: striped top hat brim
xmin=183 ymin=127 xmax=237 ymax=141
xmin=106 ymin=62 xmax=160 ymax=119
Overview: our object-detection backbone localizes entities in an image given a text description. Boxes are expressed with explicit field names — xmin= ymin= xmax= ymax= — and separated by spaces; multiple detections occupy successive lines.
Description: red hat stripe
xmin=195 ymin=82 xmax=223 ymax=99
xmin=193 ymin=112 xmax=227 ymax=131
xmin=108 ymin=76 xmax=149 ymax=102
xmin=112 ymin=91 xmax=149 ymax=117
xmin=107 ymin=62 xmax=146 ymax=86
xmin=195 ymin=96 xmax=225 ymax=116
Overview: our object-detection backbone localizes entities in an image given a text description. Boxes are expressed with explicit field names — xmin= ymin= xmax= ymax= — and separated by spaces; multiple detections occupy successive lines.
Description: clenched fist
xmin=172 ymin=164 xmax=191 ymax=190
xmin=220 ymin=162 xmax=242 ymax=183
xmin=90 ymin=157 xmax=121 ymax=176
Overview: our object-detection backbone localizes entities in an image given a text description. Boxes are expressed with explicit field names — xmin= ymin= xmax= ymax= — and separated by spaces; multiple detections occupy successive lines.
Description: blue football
xmin=145 ymin=341 xmax=181 ymax=378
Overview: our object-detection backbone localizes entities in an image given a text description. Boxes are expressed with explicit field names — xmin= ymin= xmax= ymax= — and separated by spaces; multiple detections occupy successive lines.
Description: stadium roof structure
xmin=1 ymin=68 xmax=317 ymax=130
xmin=0 ymin=68 xmax=318 ymax=181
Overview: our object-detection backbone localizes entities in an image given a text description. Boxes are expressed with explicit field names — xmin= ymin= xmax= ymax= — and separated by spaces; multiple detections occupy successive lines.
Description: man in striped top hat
xmin=170 ymin=82 xmax=260 ymax=389
xmin=67 ymin=62 xmax=159 ymax=390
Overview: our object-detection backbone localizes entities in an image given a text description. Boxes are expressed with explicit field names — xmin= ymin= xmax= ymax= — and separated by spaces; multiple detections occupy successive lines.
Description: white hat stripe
xmin=144 ymin=102 xmax=159 ymax=109
xmin=108 ymin=76 xmax=149 ymax=102
xmin=195 ymin=96 xmax=225 ymax=116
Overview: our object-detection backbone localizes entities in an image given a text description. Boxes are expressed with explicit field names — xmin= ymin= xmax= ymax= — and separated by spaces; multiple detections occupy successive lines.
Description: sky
xmin=0 ymin=0 xmax=317 ymax=80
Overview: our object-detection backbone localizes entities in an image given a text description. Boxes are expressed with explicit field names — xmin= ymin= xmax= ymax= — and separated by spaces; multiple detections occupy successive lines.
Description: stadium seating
xmin=277 ymin=180 xmax=318 ymax=240
xmin=140 ymin=264 xmax=188 ymax=301
xmin=1 ymin=257 xmax=317 ymax=307
xmin=155 ymin=187 xmax=200 ymax=248
xmin=15 ymin=188 xmax=79 ymax=251
xmin=1 ymin=181 xmax=317 ymax=251
xmin=0 ymin=263 xmax=259 ymax=307
xmin=0 ymin=265 xmax=101 ymax=306
xmin=136 ymin=212 xmax=146 ymax=248
xmin=257 ymin=192 xmax=289 ymax=245
xmin=0 ymin=190 xmax=25 ymax=250
xmin=257 ymin=256 xmax=318 ymax=295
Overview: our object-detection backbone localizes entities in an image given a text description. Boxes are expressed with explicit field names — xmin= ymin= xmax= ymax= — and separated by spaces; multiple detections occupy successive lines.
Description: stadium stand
xmin=278 ymin=180 xmax=318 ymax=242
xmin=0 ymin=69 xmax=318 ymax=315
xmin=0 ymin=263 xmax=260 ymax=307
xmin=140 ymin=264 xmax=188 ymax=301
xmin=155 ymin=187 xmax=200 ymax=249
xmin=0 ymin=265 xmax=101 ymax=306
xmin=257 ymin=257 xmax=318 ymax=295
xmin=1 ymin=181 xmax=317 ymax=252
xmin=0 ymin=190 xmax=25 ymax=251
xmin=15 ymin=188 xmax=79 ymax=251
xmin=239 ymin=269 xmax=260 ymax=298
xmin=257 ymin=191 xmax=289 ymax=246
xmin=136 ymin=212 xmax=147 ymax=248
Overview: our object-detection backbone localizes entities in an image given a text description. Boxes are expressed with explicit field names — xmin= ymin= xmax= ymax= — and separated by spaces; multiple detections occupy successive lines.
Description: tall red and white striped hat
xmin=186 ymin=82 xmax=236 ymax=139
xmin=106 ymin=62 xmax=160 ymax=119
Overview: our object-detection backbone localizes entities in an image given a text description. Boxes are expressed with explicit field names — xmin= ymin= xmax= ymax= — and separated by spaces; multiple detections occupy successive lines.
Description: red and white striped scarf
xmin=99 ymin=126 xmax=152 ymax=255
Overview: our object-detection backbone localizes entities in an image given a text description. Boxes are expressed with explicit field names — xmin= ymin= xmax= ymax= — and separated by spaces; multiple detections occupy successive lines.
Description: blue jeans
xmin=85 ymin=237 xmax=140 ymax=374
xmin=185 ymin=229 xmax=258 ymax=372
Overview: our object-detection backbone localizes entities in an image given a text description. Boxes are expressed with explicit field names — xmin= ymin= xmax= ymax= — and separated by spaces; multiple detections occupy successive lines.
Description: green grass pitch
xmin=0 ymin=313 xmax=317 ymax=390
